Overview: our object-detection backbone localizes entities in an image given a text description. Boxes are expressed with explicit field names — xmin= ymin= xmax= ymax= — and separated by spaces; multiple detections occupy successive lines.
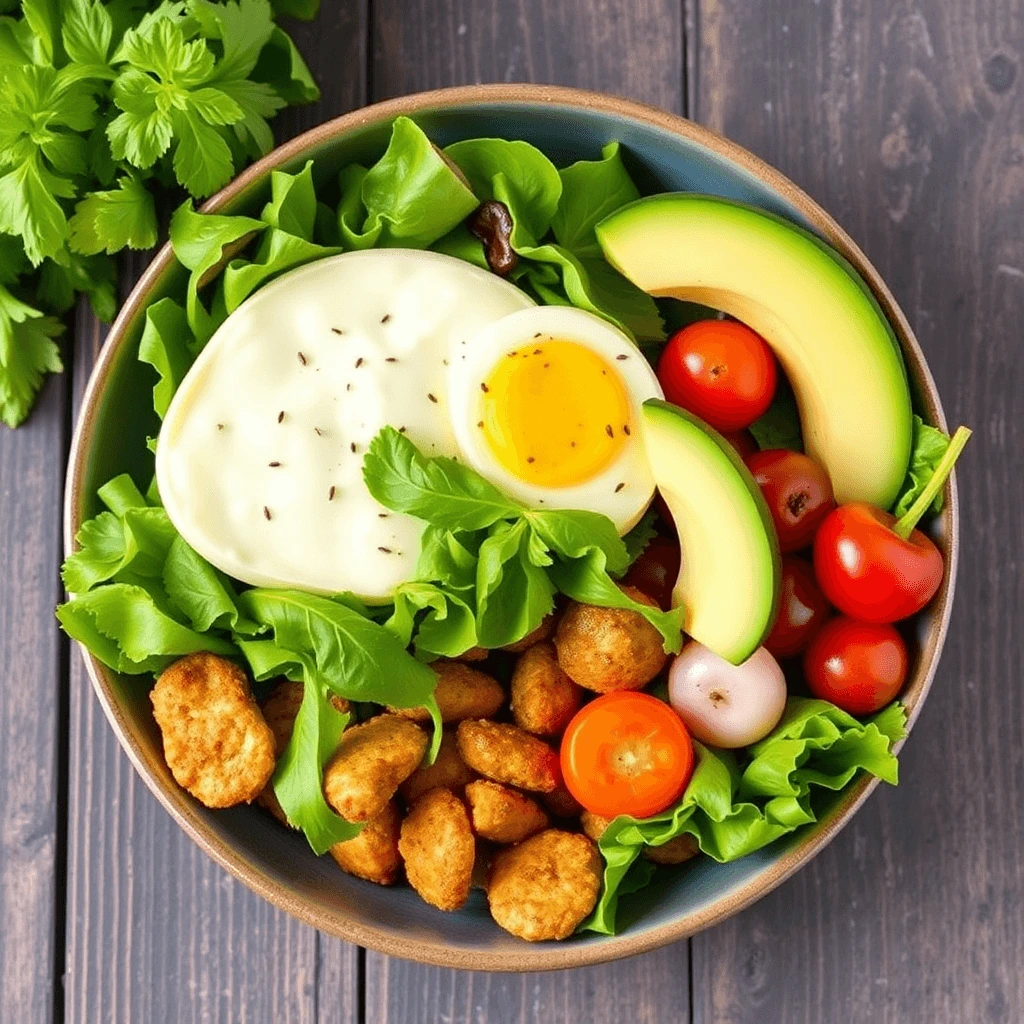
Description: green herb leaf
xmin=62 ymin=0 xmax=115 ymax=70
xmin=548 ymin=548 xmax=683 ymax=653
xmin=363 ymin=425 xmax=522 ymax=532
xmin=524 ymin=507 xmax=628 ymax=576
xmin=268 ymin=0 xmax=319 ymax=19
xmin=163 ymin=534 xmax=260 ymax=633
xmin=891 ymin=415 xmax=950 ymax=517
xmin=69 ymin=174 xmax=158 ymax=255
xmin=749 ymin=374 xmax=803 ymax=452
xmin=386 ymin=580 xmax=478 ymax=658
xmin=57 ymin=582 xmax=236 ymax=674
xmin=0 ymin=284 xmax=63 ymax=427
xmin=36 ymin=250 xmax=117 ymax=322
xmin=414 ymin=525 xmax=479 ymax=593
xmin=621 ymin=508 xmax=659 ymax=569
xmin=583 ymin=698 xmax=906 ymax=935
xmin=250 ymin=26 xmax=319 ymax=104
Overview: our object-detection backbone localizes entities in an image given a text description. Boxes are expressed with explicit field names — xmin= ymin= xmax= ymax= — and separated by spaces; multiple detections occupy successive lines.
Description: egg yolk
xmin=480 ymin=340 xmax=632 ymax=488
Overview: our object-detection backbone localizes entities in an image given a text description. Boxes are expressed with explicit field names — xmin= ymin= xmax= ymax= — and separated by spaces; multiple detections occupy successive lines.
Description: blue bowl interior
xmin=82 ymin=100 xmax=919 ymax=961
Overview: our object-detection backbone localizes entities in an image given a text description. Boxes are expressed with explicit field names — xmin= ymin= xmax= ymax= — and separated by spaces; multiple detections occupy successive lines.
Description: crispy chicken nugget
xmin=323 ymin=715 xmax=427 ymax=823
xmin=510 ymin=642 xmax=582 ymax=736
xmin=644 ymin=833 xmax=700 ymax=865
xmin=151 ymin=653 xmax=275 ymax=809
xmin=465 ymin=780 xmax=549 ymax=844
xmin=501 ymin=613 xmax=555 ymax=653
xmin=554 ymin=586 xmax=668 ymax=693
xmin=456 ymin=720 xmax=561 ymax=794
xmin=542 ymin=784 xmax=584 ymax=819
xmin=580 ymin=810 xmax=612 ymax=843
xmin=454 ymin=645 xmax=489 ymax=662
xmin=398 ymin=788 xmax=475 ymax=911
xmin=391 ymin=661 xmax=505 ymax=724
xmin=258 ymin=680 xmax=351 ymax=825
xmin=487 ymin=830 xmax=602 ymax=941
xmin=399 ymin=729 xmax=476 ymax=805
xmin=329 ymin=800 xmax=403 ymax=885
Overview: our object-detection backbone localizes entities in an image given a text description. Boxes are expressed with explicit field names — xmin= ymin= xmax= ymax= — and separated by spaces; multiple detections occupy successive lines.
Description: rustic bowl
xmin=65 ymin=84 xmax=958 ymax=971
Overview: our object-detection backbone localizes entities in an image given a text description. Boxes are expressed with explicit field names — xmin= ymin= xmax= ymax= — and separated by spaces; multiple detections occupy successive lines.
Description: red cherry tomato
xmin=657 ymin=320 xmax=777 ymax=432
xmin=561 ymin=692 xmax=694 ymax=819
xmin=813 ymin=503 xmax=944 ymax=623
xmin=623 ymin=536 xmax=681 ymax=611
xmin=804 ymin=616 xmax=908 ymax=715
xmin=746 ymin=449 xmax=836 ymax=553
xmin=722 ymin=429 xmax=758 ymax=460
xmin=764 ymin=555 xmax=831 ymax=659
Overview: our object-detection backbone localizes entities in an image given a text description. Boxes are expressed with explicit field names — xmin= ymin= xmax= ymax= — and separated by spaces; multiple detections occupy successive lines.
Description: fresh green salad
xmin=59 ymin=114 xmax=965 ymax=941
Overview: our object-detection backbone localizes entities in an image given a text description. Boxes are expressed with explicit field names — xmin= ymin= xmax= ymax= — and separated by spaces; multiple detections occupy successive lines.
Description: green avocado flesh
xmin=642 ymin=400 xmax=780 ymax=665
xmin=597 ymin=194 xmax=913 ymax=508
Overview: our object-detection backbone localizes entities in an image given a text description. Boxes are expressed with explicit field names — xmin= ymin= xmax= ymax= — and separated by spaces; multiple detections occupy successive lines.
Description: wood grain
xmin=365 ymin=0 xmax=688 ymax=1016
xmin=61 ymin=3 xmax=369 ymax=1019
xmin=0 ymin=366 xmax=66 ymax=1024
xmin=692 ymin=1 xmax=1024 ymax=1021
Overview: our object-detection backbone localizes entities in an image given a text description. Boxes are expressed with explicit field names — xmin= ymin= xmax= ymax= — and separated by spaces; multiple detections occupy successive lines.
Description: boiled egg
xmin=156 ymin=249 xmax=534 ymax=603
xmin=447 ymin=306 xmax=663 ymax=533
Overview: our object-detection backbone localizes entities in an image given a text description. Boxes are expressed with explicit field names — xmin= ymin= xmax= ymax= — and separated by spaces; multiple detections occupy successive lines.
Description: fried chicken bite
xmin=399 ymin=788 xmax=475 ymax=911
xmin=456 ymin=720 xmax=561 ymax=794
xmin=542 ymin=784 xmax=584 ymax=819
xmin=150 ymin=652 xmax=275 ymax=809
xmin=399 ymin=729 xmax=476 ymax=805
xmin=554 ymin=586 xmax=668 ymax=693
xmin=580 ymin=810 xmax=612 ymax=843
xmin=465 ymin=780 xmax=549 ymax=844
xmin=454 ymin=645 xmax=489 ymax=662
xmin=501 ymin=613 xmax=555 ymax=653
xmin=644 ymin=833 xmax=700 ymax=865
xmin=323 ymin=715 xmax=427 ymax=823
xmin=329 ymin=800 xmax=403 ymax=885
xmin=486 ymin=830 xmax=602 ymax=941
xmin=391 ymin=661 xmax=505 ymax=724
xmin=258 ymin=680 xmax=351 ymax=825
xmin=510 ymin=641 xmax=582 ymax=736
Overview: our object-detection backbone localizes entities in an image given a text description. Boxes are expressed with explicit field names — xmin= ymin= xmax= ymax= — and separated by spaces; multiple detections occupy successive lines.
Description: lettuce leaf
xmin=582 ymin=698 xmax=906 ymax=935
xmin=891 ymin=414 xmax=950 ymax=517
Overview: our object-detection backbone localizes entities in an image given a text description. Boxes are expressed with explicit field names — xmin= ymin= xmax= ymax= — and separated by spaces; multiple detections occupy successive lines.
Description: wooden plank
xmin=365 ymin=1 xmax=689 ymax=1016
xmin=692 ymin=1 xmax=1024 ymax=1021
xmin=62 ymin=5 xmax=368 ymax=1019
xmin=0 ymin=365 xmax=66 ymax=1024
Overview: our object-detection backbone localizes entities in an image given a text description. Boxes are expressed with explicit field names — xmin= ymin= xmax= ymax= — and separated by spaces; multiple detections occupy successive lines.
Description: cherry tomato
xmin=722 ymin=429 xmax=758 ymax=460
xmin=746 ymin=449 xmax=836 ymax=552
xmin=803 ymin=616 xmax=907 ymax=715
xmin=623 ymin=536 xmax=681 ymax=611
xmin=813 ymin=502 xmax=944 ymax=624
xmin=560 ymin=692 xmax=694 ymax=819
xmin=764 ymin=555 xmax=831 ymax=659
xmin=657 ymin=320 xmax=777 ymax=432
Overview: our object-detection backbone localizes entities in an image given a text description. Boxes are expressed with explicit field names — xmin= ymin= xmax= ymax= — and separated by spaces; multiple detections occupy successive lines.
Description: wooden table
xmin=2 ymin=1 xmax=1021 ymax=1020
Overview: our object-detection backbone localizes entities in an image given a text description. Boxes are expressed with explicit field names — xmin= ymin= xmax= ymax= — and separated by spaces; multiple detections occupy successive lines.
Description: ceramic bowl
xmin=65 ymin=84 xmax=958 ymax=971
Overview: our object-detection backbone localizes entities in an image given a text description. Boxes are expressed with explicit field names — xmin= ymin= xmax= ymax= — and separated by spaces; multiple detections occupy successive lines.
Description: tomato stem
xmin=893 ymin=426 xmax=972 ymax=539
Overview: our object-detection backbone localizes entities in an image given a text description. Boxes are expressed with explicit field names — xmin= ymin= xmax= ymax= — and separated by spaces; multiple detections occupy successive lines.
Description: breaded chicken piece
xmin=456 ymin=720 xmax=561 ymax=794
xmin=399 ymin=729 xmax=475 ymax=805
xmin=323 ymin=715 xmax=427 ymax=823
xmin=580 ymin=810 xmax=612 ymax=843
xmin=465 ymin=780 xmax=549 ymax=843
xmin=542 ymin=784 xmax=584 ymax=819
xmin=487 ymin=830 xmax=602 ymax=941
xmin=399 ymin=788 xmax=475 ymax=911
xmin=501 ymin=613 xmax=555 ymax=653
xmin=258 ymin=680 xmax=351 ymax=826
xmin=554 ymin=586 xmax=668 ymax=693
xmin=454 ymin=645 xmax=489 ymax=662
xmin=510 ymin=642 xmax=582 ymax=736
xmin=151 ymin=652 xmax=275 ymax=809
xmin=391 ymin=661 xmax=504 ymax=724
xmin=329 ymin=800 xmax=403 ymax=885
xmin=644 ymin=833 xmax=700 ymax=865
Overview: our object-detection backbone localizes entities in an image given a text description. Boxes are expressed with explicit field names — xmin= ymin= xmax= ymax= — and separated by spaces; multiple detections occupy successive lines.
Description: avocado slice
xmin=597 ymin=194 xmax=912 ymax=509
xmin=642 ymin=399 xmax=780 ymax=665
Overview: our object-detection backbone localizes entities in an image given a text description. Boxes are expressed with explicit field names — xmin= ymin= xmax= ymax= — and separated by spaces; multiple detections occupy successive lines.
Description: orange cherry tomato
xmin=560 ymin=692 xmax=694 ymax=819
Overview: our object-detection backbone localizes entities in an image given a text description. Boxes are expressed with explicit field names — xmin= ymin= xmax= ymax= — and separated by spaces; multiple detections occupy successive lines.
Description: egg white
xmin=156 ymin=249 xmax=534 ymax=603
xmin=447 ymin=306 xmax=664 ymax=533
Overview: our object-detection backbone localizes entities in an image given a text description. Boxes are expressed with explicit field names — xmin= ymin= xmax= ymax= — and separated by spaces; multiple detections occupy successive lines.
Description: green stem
xmin=893 ymin=425 xmax=972 ymax=539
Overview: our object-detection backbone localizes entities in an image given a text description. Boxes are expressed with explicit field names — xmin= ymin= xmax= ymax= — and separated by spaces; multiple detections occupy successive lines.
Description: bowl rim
xmin=64 ymin=83 xmax=959 ymax=972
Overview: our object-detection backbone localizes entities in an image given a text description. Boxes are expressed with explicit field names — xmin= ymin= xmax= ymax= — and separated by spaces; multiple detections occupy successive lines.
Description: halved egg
xmin=448 ymin=307 xmax=664 ymax=533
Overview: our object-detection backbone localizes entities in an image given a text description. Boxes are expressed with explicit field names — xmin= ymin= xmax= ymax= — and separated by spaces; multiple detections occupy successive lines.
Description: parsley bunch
xmin=0 ymin=0 xmax=320 ymax=427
